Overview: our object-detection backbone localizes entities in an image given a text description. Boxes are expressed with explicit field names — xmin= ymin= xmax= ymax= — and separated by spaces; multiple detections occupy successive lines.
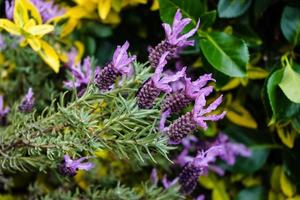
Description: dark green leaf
xmin=266 ymin=68 xmax=300 ymax=121
xmin=158 ymin=0 xmax=206 ymax=24
xmin=280 ymin=6 xmax=300 ymax=46
xmin=234 ymin=24 xmax=262 ymax=47
xmin=254 ymin=0 xmax=272 ymax=19
xmin=200 ymin=10 xmax=217 ymax=30
xmin=218 ymin=0 xmax=252 ymax=18
xmin=199 ymin=31 xmax=249 ymax=77
xmin=235 ymin=186 xmax=267 ymax=200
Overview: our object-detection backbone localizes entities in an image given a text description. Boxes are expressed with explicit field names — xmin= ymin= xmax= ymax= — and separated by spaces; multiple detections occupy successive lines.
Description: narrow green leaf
xmin=280 ymin=6 xmax=300 ymax=46
xmin=199 ymin=31 xmax=248 ymax=77
xmin=218 ymin=0 xmax=252 ymax=18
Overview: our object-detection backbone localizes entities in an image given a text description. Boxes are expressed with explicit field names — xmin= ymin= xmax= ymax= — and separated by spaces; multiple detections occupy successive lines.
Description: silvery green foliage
xmin=0 ymin=62 xmax=171 ymax=172
xmin=28 ymin=182 xmax=182 ymax=200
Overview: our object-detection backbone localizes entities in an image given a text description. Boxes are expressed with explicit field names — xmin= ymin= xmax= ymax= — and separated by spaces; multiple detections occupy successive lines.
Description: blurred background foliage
xmin=1 ymin=0 xmax=300 ymax=199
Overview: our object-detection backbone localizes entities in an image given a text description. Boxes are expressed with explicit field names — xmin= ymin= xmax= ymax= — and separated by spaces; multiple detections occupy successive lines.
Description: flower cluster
xmin=64 ymin=57 xmax=94 ymax=97
xmin=19 ymin=88 xmax=35 ymax=113
xmin=164 ymin=133 xmax=252 ymax=195
xmin=58 ymin=155 xmax=95 ymax=177
xmin=94 ymin=41 xmax=136 ymax=91
xmin=148 ymin=9 xmax=200 ymax=68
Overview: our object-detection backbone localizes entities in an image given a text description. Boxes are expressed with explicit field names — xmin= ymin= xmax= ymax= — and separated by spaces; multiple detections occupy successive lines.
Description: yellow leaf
xmin=74 ymin=41 xmax=85 ymax=64
xmin=0 ymin=19 xmax=21 ymax=35
xmin=23 ymin=19 xmax=36 ymax=31
xmin=27 ymin=38 xmax=41 ymax=51
xmin=14 ymin=0 xmax=29 ymax=27
xmin=151 ymin=0 xmax=160 ymax=11
xmin=21 ymin=0 xmax=42 ymax=24
xmin=38 ymin=40 xmax=60 ymax=73
xmin=199 ymin=175 xmax=214 ymax=189
xmin=268 ymin=190 xmax=285 ymax=200
xmin=280 ymin=169 xmax=296 ymax=197
xmin=248 ymin=67 xmax=269 ymax=79
xmin=220 ymin=78 xmax=241 ymax=91
xmin=61 ymin=18 xmax=78 ymax=38
xmin=98 ymin=0 xmax=112 ymax=20
xmin=270 ymin=166 xmax=281 ymax=192
xmin=27 ymin=24 xmax=54 ymax=36
xmin=277 ymin=126 xmax=295 ymax=148
xmin=212 ymin=181 xmax=230 ymax=200
xmin=226 ymin=102 xmax=258 ymax=129
xmin=112 ymin=0 xmax=122 ymax=12
xmin=287 ymin=196 xmax=300 ymax=200
xmin=101 ymin=10 xmax=121 ymax=24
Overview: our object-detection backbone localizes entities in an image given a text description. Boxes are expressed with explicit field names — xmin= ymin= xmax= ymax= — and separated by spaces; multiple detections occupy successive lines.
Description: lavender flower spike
xmin=58 ymin=155 xmax=95 ymax=177
xmin=193 ymin=94 xmax=226 ymax=130
xmin=95 ymin=41 xmax=136 ymax=91
xmin=0 ymin=95 xmax=10 ymax=126
xmin=19 ymin=88 xmax=35 ymax=113
xmin=5 ymin=0 xmax=14 ymax=20
xmin=137 ymin=52 xmax=186 ymax=109
xmin=164 ymin=94 xmax=226 ymax=144
xmin=161 ymin=74 xmax=215 ymax=114
xmin=149 ymin=9 xmax=200 ymax=68
xmin=64 ymin=57 xmax=92 ymax=97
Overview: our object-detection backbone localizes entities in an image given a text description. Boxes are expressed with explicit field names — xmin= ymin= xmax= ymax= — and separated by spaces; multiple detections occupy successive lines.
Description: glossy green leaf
xmin=266 ymin=69 xmax=300 ymax=121
xmin=199 ymin=31 xmax=249 ymax=77
xmin=218 ymin=0 xmax=252 ymax=18
xmin=281 ymin=6 xmax=300 ymax=46
xmin=279 ymin=63 xmax=300 ymax=103
xmin=236 ymin=186 xmax=266 ymax=200
xmin=158 ymin=0 xmax=206 ymax=25
xmin=234 ymin=24 xmax=263 ymax=47
xmin=200 ymin=10 xmax=217 ymax=30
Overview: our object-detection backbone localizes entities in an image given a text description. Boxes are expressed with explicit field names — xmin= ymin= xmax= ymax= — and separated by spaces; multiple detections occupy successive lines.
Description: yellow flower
xmin=0 ymin=0 xmax=60 ymax=73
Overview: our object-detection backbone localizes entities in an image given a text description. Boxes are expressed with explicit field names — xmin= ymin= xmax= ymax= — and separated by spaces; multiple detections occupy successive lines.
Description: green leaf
xmin=218 ymin=0 xmax=252 ymax=18
xmin=279 ymin=63 xmax=300 ymax=103
xmin=266 ymin=68 xmax=300 ymax=121
xmin=280 ymin=6 xmax=300 ymax=46
xmin=236 ymin=186 xmax=266 ymax=200
xmin=158 ymin=0 xmax=206 ymax=24
xmin=200 ymin=10 xmax=217 ymax=29
xmin=199 ymin=31 xmax=249 ymax=77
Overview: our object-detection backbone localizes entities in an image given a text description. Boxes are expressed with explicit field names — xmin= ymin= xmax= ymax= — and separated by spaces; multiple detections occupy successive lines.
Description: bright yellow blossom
xmin=0 ymin=0 xmax=60 ymax=73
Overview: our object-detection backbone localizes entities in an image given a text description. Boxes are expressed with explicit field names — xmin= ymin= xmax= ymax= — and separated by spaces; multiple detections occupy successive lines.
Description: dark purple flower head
xmin=5 ymin=0 xmax=64 ymax=22
xmin=177 ymin=134 xmax=251 ymax=194
xmin=192 ymin=94 xmax=226 ymax=130
xmin=19 ymin=88 xmax=35 ymax=113
xmin=161 ymin=74 xmax=215 ymax=114
xmin=148 ymin=9 xmax=200 ymax=68
xmin=162 ymin=93 xmax=226 ymax=144
xmin=64 ymin=57 xmax=92 ymax=96
xmin=0 ymin=95 xmax=10 ymax=126
xmin=58 ymin=155 xmax=95 ymax=177
xmin=95 ymin=41 xmax=136 ymax=91
xmin=137 ymin=52 xmax=186 ymax=109
xmin=162 ymin=9 xmax=200 ymax=47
